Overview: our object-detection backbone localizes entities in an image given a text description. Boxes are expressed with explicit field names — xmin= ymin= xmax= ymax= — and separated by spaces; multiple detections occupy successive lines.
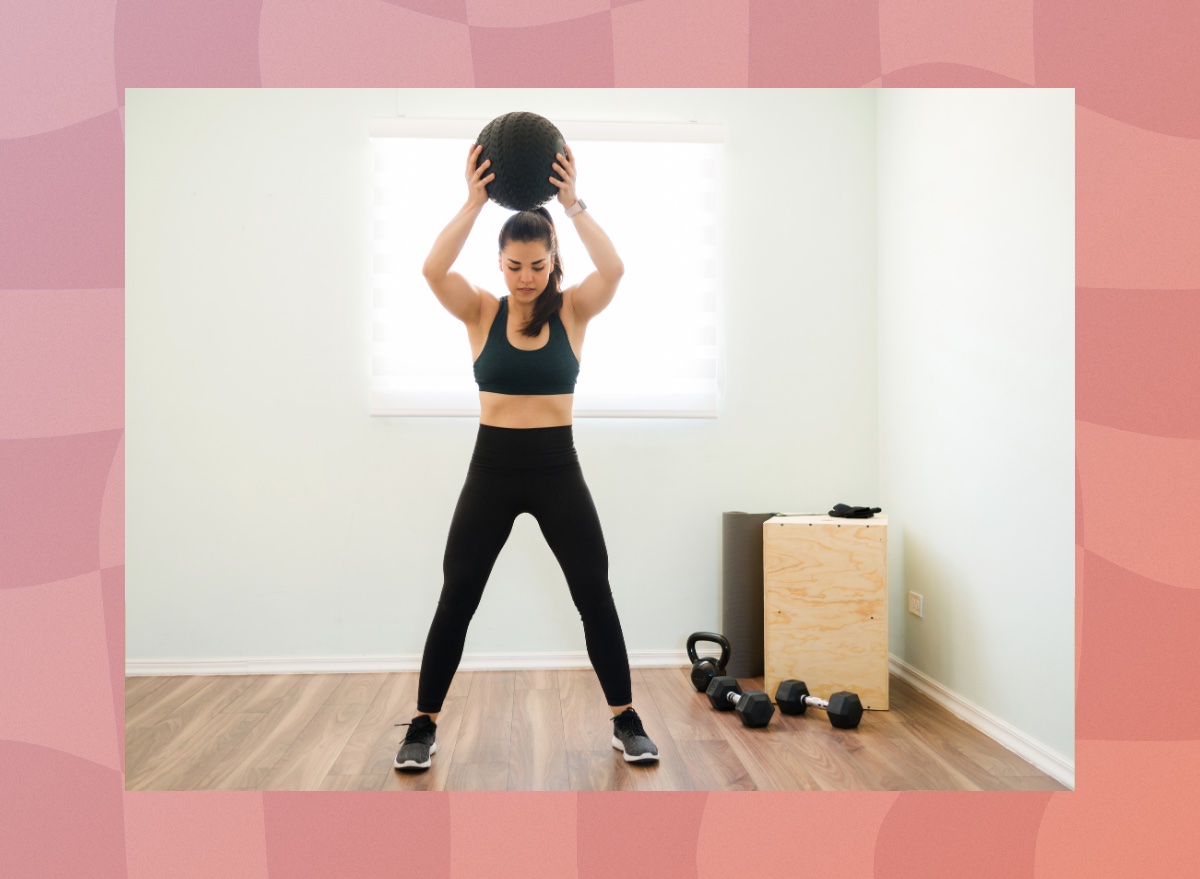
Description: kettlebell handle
xmin=686 ymin=631 xmax=731 ymax=668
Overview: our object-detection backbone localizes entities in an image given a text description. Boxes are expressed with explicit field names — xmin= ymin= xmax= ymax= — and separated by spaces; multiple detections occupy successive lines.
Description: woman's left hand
xmin=550 ymin=144 xmax=579 ymax=209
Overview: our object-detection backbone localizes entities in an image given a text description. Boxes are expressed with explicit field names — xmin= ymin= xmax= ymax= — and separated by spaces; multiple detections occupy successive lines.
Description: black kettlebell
xmin=687 ymin=632 xmax=732 ymax=692
xmin=474 ymin=111 xmax=566 ymax=212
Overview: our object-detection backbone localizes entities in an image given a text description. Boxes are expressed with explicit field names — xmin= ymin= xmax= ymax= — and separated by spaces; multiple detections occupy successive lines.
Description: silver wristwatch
xmin=565 ymin=198 xmax=587 ymax=218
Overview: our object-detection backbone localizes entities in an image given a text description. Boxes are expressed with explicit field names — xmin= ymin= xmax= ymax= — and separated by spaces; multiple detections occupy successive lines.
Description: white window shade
xmin=368 ymin=118 xmax=725 ymax=417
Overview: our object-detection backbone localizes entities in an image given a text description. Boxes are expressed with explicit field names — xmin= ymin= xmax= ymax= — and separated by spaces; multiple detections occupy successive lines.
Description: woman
xmin=395 ymin=142 xmax=660 ymax=772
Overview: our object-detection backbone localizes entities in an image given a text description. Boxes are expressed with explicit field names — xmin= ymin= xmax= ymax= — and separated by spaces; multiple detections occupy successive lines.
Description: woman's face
xmin=499 ymin=240 xmax=552 ymax=300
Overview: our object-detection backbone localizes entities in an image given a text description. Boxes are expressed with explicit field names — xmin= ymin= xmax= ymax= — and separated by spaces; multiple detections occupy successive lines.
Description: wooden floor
xmin=124 ymin=667 xmax=1069 ymax=791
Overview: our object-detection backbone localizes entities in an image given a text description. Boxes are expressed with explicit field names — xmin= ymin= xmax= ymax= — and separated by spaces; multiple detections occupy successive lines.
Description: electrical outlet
xmin=908 ymin=592 xmax=924 ymax=617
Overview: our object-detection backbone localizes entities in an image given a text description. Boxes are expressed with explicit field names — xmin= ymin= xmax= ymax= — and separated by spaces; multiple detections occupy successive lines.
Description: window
xmin=368 ymin=117 xmax=724 ymax=417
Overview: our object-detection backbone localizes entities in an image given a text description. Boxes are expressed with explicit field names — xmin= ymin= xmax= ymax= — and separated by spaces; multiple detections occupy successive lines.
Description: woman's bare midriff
xmin=469 ymin=288 xmax=587 ymax=429
xmin=478 ymin=391 xmax=573 ymax=428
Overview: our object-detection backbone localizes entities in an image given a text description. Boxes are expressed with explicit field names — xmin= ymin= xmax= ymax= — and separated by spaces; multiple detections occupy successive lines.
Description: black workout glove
xmin=829 ymin=503 xmax=882 ymax=519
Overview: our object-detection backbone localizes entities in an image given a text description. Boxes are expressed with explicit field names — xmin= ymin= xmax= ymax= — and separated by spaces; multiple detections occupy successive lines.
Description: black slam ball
xmin=475 ymin=112 xmax=566 ymax=212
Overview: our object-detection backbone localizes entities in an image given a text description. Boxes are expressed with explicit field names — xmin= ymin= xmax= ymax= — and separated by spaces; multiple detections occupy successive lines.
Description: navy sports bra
xmin=473 ymin=295 xmax=580 ymax=395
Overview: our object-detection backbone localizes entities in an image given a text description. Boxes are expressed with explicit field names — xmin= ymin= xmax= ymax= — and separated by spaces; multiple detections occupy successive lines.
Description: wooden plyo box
xmin=763 ymin=515 xmax=889 ymax=710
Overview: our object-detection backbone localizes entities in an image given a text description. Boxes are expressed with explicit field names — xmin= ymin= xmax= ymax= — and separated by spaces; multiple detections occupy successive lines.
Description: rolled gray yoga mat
xmin=720 ymin=512 xmax=775 ymax=677
xmin=720 ymin=510 xmax=825 ymax=677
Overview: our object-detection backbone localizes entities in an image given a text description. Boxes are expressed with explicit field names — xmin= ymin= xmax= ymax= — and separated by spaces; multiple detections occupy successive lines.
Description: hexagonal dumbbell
xmin=705 ymin=676 xmax=774 ymax=727
xmin=775 ymin=680 xmax=864 ymax=729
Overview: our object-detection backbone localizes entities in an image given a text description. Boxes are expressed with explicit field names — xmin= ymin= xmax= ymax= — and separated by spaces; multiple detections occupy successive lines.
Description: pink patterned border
xmin=2 ymin=1 xmax=1198 ymax=876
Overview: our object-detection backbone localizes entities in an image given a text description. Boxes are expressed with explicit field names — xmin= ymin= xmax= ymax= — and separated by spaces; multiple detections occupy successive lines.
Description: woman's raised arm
xmin=421 ymin=144 xmax=497 ymax=325
xmin=422 ymin=144 xmax=495 ymax=277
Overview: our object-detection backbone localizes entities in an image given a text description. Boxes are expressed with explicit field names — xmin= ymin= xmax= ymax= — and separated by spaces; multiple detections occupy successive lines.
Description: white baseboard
xmin=125 ymin=649 xmax=690 ymax=678
xmin=889 ymin=653 xmax=1075 ymax=790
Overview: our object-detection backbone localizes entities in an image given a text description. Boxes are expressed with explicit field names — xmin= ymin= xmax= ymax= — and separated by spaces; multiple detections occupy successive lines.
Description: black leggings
xmin=415 ymin=423 xmax=633 ymax=714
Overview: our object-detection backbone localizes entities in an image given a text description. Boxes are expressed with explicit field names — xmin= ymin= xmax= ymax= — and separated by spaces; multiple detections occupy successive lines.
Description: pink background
xmin=2 ymin=0 xmax=1198 ymax=875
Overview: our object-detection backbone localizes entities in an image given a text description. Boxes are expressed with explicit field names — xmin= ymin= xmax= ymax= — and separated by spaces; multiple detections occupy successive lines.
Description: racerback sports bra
xmin=473 ymin=295 xmax=580 ymax=395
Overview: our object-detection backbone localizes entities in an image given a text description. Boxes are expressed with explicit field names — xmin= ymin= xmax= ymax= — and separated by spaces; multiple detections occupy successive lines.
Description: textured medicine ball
xmin=475 ymin=112 xmax=566 ymax=212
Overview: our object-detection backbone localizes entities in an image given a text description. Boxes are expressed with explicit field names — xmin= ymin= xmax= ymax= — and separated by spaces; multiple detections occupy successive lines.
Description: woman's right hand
xmin=466 ymin=143 xmax=495 ymax=209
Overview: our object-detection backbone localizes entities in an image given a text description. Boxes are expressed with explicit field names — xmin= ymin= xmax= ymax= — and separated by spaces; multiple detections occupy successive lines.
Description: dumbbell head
xmin=706 ymin=676 xmax=741 ymax=711
xmin=827 ymin=691 xmax=864 ymax=729
xmin=775 ymin=679 xmax=810 ymax=715
xmin=734 ymin=691 xmax=775 ymax=727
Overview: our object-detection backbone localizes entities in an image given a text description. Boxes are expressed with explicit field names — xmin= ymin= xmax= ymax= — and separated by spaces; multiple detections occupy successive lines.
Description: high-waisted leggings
xmin=415 ymin=423 xmax=633 ymax=714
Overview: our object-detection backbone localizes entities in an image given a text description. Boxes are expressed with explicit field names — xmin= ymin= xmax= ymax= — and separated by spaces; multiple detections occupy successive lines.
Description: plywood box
xmin=763 ymin=515 xmax=889 ymax=710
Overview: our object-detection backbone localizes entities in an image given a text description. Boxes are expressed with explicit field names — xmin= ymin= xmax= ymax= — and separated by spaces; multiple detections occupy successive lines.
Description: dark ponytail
xmin=498 ymin=206 xmax=565 ymax=338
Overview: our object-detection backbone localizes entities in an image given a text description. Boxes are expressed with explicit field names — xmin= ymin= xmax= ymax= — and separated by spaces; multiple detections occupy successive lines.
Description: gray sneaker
xmin=611 ymin=708 xmax=660 ymax=763
xmin=394 ymin=714 xmax=437 ymax=770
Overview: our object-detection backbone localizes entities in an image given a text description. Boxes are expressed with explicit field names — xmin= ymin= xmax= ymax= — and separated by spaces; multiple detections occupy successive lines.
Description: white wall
xmin=126 ymin=88 xmax=878 ymax=664
xmin=877 ymin=89 xmax=1075 ymax=763
xmin=126 ymin=87 xmax=1073 ymax=767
